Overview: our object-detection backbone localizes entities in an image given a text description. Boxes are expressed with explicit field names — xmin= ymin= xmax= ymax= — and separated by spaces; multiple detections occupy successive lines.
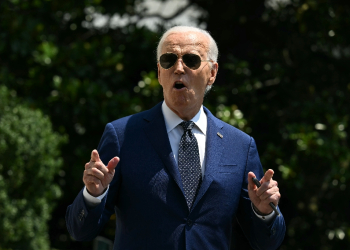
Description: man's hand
xmin=248 ymin=169 xmax=281 ymax=215
xmin=83 ymin=149 xmax=120 ymax=197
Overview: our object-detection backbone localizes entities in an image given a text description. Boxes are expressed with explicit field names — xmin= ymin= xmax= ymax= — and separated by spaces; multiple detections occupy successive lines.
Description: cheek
xmin=160 ymin=73 xmax=171 ymax=86
xmin=187 ymin=89 xmax=200 ymax=100
xmin=193 ymin=79 xmax=208 ymax=95
xmin=188 ymin=89 xmax=196 ymax=95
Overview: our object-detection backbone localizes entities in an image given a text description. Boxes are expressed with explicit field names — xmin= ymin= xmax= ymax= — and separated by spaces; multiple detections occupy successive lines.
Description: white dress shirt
xmin=83 ymin=101 xmax=275 ymax=221
xmin=161 ymin=101 xmax=207 ymax=178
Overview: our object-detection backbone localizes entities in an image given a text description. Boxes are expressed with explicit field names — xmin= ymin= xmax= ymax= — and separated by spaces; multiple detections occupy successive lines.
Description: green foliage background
xmin=0 ymin=0 xmax=349 ymax=249
xmin=0 ymin=86 xmax=66 ymax=249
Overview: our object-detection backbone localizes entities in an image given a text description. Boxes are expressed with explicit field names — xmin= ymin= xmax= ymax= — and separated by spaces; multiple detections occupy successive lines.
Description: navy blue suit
xmin=66 ymin=102 xmax=285 ymax=249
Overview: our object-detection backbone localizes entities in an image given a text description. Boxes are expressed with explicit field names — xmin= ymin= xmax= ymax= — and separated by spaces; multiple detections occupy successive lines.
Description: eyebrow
xmin=163 ymin=44 xmax=208 ymax=57
xmin=165 ymin=42 xmax=207 ymax=48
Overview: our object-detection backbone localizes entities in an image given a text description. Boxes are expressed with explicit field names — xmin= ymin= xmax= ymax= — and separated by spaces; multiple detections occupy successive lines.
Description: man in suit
xmin=66 ymin=26 xmax=286 ymax=249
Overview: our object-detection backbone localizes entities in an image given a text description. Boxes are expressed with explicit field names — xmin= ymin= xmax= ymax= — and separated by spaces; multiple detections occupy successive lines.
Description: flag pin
xmin=217 ymin=132 xmax=223 ymax=138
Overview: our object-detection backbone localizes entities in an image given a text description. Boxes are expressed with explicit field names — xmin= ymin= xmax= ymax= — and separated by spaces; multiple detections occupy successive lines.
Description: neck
xmin=165 ymin=101 xmax=201 ymax=121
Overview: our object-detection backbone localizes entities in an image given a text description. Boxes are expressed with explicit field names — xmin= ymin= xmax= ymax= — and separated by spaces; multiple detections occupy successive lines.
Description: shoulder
xmin=107 ymin=102 xmax=163 ymax=132
xmin=204 ymin=105 xmax=252 ymax=144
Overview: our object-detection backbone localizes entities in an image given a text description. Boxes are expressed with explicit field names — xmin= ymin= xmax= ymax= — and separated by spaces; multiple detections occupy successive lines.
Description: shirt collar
xmin=161 ymin=101 xmax=207 ymax=135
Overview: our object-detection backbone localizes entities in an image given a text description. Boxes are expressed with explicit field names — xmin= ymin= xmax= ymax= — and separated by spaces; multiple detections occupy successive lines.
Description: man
xmin=66 ymin=26 xmax=286 ymax=249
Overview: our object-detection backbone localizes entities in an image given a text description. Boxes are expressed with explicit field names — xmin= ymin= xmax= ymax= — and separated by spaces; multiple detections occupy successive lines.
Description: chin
xmin=173 ymin=98 xmax=190 ymax=108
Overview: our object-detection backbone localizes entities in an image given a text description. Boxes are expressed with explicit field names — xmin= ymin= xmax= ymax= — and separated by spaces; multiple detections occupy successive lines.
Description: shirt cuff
xmin=251 ymin=202 xmax=275 ymax=222
xmin=83 ymin=186 xmax=109 ymax=208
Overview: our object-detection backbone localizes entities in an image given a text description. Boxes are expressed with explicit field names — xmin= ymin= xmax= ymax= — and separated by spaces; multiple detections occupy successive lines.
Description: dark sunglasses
xmin=158 ymin=53 xmax=212 ymax=70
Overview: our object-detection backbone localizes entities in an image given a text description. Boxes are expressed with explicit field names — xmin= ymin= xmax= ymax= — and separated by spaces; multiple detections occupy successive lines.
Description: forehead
xmin=161 ymin=31 xmax=210 ymax=55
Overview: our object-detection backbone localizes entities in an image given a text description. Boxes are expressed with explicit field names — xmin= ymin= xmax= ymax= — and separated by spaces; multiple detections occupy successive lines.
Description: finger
xmin=107 ymin=157 xmax=120 ymax=172
xmin=256 ymin=180 xmax=278 ymax=196
xmin=83 ymin=174 xmax=102 ymax=186
xmin=84 ymin=168 xmax=105 ymax=180
xmin=84 ymin=161 xmax=108 ymax=175
xmin=260 ymin=169 xmax=274 ymax=183
xmin=93 ymin=161 xmax=109 ymax=175
xmin=247 ymin=171 xmax=258 ymax=190
xmin=258 ymin=186 xmax=280 ymax=201
xmin=90 ymin=149 xmax=101 ymax=162
xmin=265 ymin=192 xmax=281 ymax=206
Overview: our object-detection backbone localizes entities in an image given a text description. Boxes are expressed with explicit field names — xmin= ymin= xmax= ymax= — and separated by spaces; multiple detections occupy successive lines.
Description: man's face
xmin=157 ymin=31 xmax=218 ymax=120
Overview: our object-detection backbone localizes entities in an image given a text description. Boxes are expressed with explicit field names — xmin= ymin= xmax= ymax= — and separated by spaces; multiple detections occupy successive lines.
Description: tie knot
xmin=180 ymin=121 xmax=194 ymax=131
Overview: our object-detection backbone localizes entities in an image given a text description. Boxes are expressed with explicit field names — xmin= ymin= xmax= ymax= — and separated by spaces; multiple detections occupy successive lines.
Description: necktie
xmin=178 ymin=121 xmax=202 ymax=209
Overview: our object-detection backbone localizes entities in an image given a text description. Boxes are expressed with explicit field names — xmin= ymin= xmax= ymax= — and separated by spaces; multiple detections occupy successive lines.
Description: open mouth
xmin=174 ymin=81 xmax=186 ymax=89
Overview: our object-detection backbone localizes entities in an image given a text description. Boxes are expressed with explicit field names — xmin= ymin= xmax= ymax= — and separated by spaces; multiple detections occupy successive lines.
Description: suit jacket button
xmin=187 ymin=219 xmax=193 ymax=227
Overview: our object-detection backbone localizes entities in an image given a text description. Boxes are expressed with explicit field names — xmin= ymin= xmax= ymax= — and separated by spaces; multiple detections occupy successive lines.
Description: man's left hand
xmin=248 ymin=169 xmax=281 ymax=215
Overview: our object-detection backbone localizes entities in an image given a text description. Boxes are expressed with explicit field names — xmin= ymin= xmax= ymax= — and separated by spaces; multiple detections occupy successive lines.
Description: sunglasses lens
xmin=160 ymin=53 xmax=178 ymax=69
xmin=183 ymin=54 xmax=202 ymax=69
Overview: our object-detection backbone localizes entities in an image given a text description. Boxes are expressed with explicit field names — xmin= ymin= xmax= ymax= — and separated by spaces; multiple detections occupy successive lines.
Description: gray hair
xmin=157 ymin=26 xmax=219 ymax=94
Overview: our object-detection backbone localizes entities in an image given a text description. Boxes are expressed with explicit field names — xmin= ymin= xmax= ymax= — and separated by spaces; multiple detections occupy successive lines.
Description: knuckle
xmin=92 ymin=167 xmax=103 ymax=176
xmin=94 ymin=177 xmax=101 ymax=184
xmin=93 ymin=162 xmax=103 ymax=171
xmin=84 ymin=176 xmax=90 ymax=183
xmin=100 ymin=164 xmax=108 ymax=173
xmin=96 ymin=161 xmax=104 ymax=167
xmin=89 ymin=176 xmax=97 ymax=183
xmin=83 ymin=170 xmax=88 ymax=176
xmin=272 ymin=193 xmax=280 ymax=202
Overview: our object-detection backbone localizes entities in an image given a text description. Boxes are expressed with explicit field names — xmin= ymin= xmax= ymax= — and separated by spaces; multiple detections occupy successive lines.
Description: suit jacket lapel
xmin=142 ymin=103 xmax=185 ymax=195
xmin=192 ymin=107 xmax=224 ymax=210
xmin=142 ymin=103 xmax=225 ymax=211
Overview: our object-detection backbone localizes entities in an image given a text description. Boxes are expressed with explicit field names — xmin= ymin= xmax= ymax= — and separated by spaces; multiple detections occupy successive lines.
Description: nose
xmin=174 ymin=59 xmax=185 ymax=74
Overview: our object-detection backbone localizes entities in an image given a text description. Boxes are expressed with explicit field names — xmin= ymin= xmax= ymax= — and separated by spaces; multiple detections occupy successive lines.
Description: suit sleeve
xmin=65 ymin=123 xmax=121 ymax=241
xmin=236 ymin=137 xmax=286 ymax=250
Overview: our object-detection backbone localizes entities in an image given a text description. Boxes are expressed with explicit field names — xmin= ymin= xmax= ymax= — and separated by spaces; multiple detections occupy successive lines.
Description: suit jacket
xmin=66 ymin=102 xmax=285 ymax=250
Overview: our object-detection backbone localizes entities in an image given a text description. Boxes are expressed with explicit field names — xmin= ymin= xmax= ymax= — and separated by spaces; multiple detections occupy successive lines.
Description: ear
xmin=207 ymin=62 xmax=218 ymax=86
xmin=157 ymin=63 xmax=162 ymax=86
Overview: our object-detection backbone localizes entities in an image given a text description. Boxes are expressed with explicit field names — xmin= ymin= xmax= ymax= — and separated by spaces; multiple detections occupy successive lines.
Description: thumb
xmin=247 ymin=171 xmax=257 ymax=190
xmin=90 ymin=149 xmax=101 ymax=162
xmin=107 ymin=157 xmax=120 ymax=171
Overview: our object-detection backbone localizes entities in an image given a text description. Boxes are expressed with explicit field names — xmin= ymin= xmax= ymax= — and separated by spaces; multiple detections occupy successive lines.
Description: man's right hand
xmin=83 ymin=149 xmax=120 ymax=197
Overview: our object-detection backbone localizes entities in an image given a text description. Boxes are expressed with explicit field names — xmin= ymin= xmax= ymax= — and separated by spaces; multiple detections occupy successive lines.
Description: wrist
xmin=252 ymin=203 xmax=273 ymax=216
xmin=86 ymin=187 xmax=106 ymax=197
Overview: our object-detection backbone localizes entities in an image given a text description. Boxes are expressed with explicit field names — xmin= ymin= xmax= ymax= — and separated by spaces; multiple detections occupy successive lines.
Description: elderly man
xmin=66 ymin=26 xmax=286 ymax=250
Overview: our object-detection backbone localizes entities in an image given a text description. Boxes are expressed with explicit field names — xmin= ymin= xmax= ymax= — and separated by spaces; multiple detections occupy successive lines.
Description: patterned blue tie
xmin=178 ymin=121 xmax=202 ymax=209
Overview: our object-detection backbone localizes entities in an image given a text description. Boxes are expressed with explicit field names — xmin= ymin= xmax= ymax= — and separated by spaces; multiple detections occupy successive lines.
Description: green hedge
xmin=0 ymin=86 xmax=67 ymax=250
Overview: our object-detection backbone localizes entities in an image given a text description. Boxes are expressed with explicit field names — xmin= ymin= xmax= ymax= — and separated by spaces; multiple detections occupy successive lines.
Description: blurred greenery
xmin=0 ymin=0 xmax=349 ymax=249
xmin=0 ymin=86 xmax=66 ymax=249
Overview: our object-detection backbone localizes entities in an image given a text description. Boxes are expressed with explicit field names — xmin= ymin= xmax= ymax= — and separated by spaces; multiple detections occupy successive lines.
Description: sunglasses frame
xmin=158 ymin=52 xmax=213 ymax=70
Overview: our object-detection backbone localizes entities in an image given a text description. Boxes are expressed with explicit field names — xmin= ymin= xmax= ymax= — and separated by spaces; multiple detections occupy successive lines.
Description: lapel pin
xmin=217 ymin=132 xmax=223 ymax=138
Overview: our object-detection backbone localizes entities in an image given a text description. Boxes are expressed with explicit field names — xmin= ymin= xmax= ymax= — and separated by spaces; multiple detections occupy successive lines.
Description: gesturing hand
xmin=248 ymin=169 xmax=281 ymax=215
xmin=83 ymin=149 xmax=120 ymax=197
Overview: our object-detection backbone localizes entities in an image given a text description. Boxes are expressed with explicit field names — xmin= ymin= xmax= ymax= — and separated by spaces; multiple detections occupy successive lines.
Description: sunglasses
xmin=158 ymin=53 xmax=212 ymax=70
